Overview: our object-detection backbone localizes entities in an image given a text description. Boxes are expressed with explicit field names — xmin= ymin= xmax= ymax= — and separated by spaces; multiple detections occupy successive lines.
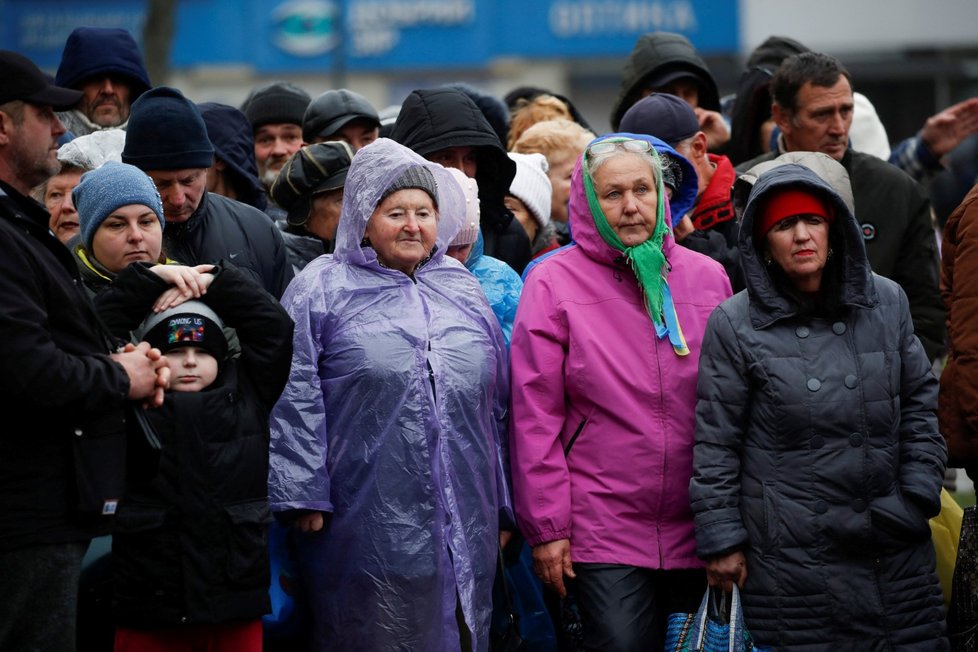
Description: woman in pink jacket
xmin=509 ymin=133 xmax=732 ymax=650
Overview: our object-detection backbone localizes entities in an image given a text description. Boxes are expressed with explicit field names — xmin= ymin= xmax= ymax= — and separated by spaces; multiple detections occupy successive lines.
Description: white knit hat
xmin=507 ymin=152 xmax=552 ymax=229
xmin=849 ymin=92 xmax=891 ymax=160
xmin=446 ymin=167 xmax=481 ymax=246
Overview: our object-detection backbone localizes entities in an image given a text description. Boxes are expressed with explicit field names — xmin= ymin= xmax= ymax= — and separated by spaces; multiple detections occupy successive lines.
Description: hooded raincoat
xmin=690 ymin=163 xmax=947 ymax=649
xmin=268 ymin=138 xmax=512 ymax=651
xmin=509 ymin=133 xmax=731 ymax=569
xmin=465 ymin=230 xmax=523 ymax=347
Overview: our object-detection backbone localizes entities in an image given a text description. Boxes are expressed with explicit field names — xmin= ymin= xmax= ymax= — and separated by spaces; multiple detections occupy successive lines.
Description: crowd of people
xmin=3 ymin=23 xmax=978 ymax=652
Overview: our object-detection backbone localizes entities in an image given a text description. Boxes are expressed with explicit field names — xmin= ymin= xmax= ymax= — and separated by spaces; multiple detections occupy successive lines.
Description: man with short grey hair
xmin=0 ymin=49 xmax=167 ymax=652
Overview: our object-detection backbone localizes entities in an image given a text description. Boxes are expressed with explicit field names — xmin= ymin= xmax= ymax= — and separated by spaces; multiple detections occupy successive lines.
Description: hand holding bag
xmin=664 ymin=585 xmax=771 ymax=652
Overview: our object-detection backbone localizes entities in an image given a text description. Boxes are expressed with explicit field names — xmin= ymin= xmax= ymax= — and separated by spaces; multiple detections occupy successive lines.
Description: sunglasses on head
xmin=586 ymin=139 xmax=653 ymax=157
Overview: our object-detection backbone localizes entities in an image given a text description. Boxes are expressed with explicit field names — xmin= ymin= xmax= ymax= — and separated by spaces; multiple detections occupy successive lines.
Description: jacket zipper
xmin=563 ymin=418 xmax=587 ymax=457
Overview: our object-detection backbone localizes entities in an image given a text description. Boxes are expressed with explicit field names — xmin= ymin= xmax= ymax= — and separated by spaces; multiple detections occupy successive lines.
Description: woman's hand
xmin=294 ymin=511 xmax=325 ymax=533
xmin=705 ymin=550 xmax=748 ymax=593
xmin=499 ymin=530 xmax=513 ymax=549
xmin=149 ymin=264 xmax=216 ymax=312
xmin=532 ymin=538 xmax=575 ymax=598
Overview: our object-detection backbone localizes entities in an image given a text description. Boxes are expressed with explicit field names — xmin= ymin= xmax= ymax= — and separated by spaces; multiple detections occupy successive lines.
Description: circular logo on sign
xmin=273 ymin=1 xmax=338 ymax=57
xmin=860 ymin=222 xmax=876 ymax=241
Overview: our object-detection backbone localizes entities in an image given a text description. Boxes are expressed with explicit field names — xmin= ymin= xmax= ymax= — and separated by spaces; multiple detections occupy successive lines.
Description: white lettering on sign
xmin=18 ymin=13 xmax=143 ymax=50
xmin=549 ymin=0 xmax=698 ymax=37
xmin=348 ymin=0 xmax=474 ymax=57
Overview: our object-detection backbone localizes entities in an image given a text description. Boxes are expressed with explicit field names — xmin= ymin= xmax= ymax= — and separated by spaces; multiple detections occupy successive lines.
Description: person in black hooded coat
xmin=391 ymin=87 xmax=532 ymax=275
xmin=609 ymin=31 xmax=727 ymax=151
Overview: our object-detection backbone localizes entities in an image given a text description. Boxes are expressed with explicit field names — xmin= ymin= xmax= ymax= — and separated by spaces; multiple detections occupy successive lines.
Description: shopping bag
xmin=929 ymin=488 xmax=964 ymax=609
xmin=262 ymin=520 xmax=306 ymax=641
xmin=664 ymin=585 xmax=770 ymax=652
xmin=491 ymin=538 xmax=559 ymax=652
xmin=948 ymin=505 xmax=978 ymax=651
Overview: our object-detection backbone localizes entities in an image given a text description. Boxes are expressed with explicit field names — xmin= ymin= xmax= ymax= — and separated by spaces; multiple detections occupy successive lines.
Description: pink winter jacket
xmin=509 ymin=153 xmax=732 ymax=570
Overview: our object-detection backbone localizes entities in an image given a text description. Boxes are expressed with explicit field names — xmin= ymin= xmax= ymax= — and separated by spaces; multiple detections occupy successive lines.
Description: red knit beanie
xmin=755 ymin=188 xmax=833 ymax=238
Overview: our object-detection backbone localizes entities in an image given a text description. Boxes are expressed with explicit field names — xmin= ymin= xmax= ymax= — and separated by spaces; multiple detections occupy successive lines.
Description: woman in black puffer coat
xmin=690 ymin=160 xmax=948 ymax=650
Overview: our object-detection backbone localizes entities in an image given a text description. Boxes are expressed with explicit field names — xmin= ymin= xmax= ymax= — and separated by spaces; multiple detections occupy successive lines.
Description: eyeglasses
xmin=586 ymin=139 xmax=653 ymax=157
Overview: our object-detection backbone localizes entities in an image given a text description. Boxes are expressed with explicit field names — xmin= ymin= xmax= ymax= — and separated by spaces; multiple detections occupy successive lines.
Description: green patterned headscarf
xmin=582 ymin=137 xmax=689 ymax=356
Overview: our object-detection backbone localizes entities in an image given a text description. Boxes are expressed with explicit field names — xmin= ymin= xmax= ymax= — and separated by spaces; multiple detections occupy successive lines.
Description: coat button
xmin=807 ymin=378 xmax=821 ymax=391
xmin=811 ymin=436 xmax=824 ymax=449
xmin=852 ymin=499 xmax=867 ymax=513
xmin=74 ymin=428 xmax=83 ymax=437
xmin=849 ymin=433 xmax=864 ymax=447
xmin=833 ymin=322 xmax=847 ymax=335
xmin=845 ymin=374 xmax=858 ymax=389
xmin=814 ymin=500 xmax=828 ymax=514
xmin=796 ymin=326 xmax=810 ymax=338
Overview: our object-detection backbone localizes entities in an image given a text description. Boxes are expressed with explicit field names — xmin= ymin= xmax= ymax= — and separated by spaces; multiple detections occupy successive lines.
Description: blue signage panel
xmin=0 ymin=0 xmax=738 ymax=74
xmin=0 ymin=0 xmax=147 ymax=70
xmin=496 ymin=0 xmax=739 ymax=56
xmin=240 ymin=0 xmax=492 ymax=72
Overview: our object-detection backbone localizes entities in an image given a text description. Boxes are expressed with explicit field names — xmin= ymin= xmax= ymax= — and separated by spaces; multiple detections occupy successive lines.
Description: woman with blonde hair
xmin=512 ymin=119 xmax=595 ymax=245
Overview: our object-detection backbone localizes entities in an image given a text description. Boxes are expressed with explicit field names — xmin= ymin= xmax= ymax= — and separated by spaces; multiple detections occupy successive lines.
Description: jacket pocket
xmin=563 ymin=418 xmax=588 ymax=458
xmin=761 ymin=482 xmax=781 ymax=552
xmin=114 ymin=502 xmax=168 ymax=533
xmin=71 ymin=410 xmax=128 ymax=518
xmin=223 ymin=500 xmax=273 ymax=588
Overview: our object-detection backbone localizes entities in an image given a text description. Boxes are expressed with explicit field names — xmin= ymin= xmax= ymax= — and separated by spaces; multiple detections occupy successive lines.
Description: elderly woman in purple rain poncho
xmin=268 ymin=137 xmax=512 ymax=651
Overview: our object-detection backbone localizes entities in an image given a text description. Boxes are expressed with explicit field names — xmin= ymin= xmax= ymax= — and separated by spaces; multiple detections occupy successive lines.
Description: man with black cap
xmin=303 ymin=88 xmax=380 ymax=151
xmin=124 ymin=86 xmax=293 ymax=298
xmin=270 ymin=141 xmax=354 ymax=271
xmin=0 ymin=49 xmax=168 ymax=652
xmin=54 ymin=26 xmax=152 ymax=137
xmin=610 ymin=31 xmax=730 ymax=152
xmin=391 ymin=87 xmax=532 ymax=275
xmin=241 ymin=81 xmax=311 ymax=192
xmin=620 ymin=92 xmax=742 ymax=289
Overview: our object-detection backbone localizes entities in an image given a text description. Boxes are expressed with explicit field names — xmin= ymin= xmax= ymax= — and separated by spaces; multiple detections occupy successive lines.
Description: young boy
xmin=96 ymin=261 xmax=294 ymax=652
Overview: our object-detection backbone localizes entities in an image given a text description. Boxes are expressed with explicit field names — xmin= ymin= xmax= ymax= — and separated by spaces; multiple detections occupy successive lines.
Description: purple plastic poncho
xmin=268 ymin=138 xmax=512 ymax=651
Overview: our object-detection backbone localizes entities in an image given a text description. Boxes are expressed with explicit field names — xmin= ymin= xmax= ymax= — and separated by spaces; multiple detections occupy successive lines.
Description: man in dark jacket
xmin=0 ymin=50 xmax=167 ymax=652
xmin=54 ymin=27 xmax=151 ymax=137
xmin=610 ymin=31 xmax=729 ymax=152
xmin=123 ymin=86 xmax=294 ymax=298
xmin=391 ymin=87 xmax=532 ymax=275
xmin=737 ymin=52 xmax=945 ymax=362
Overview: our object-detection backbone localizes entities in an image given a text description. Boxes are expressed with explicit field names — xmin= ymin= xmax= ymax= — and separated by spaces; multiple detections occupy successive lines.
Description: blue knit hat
xmin=123 ymin=86 xmax=215 ymax=171
xmin=73 ymin=161 xmax=165 ymax=250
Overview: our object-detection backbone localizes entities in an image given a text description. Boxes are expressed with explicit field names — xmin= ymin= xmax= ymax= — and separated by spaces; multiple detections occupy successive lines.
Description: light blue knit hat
xmin=72 ymin=161 xmax=165 ymax=250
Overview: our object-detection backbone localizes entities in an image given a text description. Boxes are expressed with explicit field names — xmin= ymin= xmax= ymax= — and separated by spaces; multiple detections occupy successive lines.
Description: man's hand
xmin=695 ymin=107 xmax=731 ymax=151
xmin=920 ymin=97 xmax=978 ymax=159
xmin=673 ymin=215 xmax=695 ymax=242
xmin=532 ymin=538 xmax=575 ymax=598
xmin=111 ymin=341 xmax=169 ymax=407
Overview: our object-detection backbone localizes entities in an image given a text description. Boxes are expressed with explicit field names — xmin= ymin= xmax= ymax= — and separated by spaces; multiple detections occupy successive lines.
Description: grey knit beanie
xmin=379 ymin=166 xmax=438 ymax=207
xmin=72 ymin=161 xmax=164 ymax=250
xmin=241 ymin=81 xmax=311 ymax=131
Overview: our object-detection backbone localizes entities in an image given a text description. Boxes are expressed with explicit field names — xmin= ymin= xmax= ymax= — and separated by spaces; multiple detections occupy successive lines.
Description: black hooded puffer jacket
xmin=690 ymin=163 xmax=948 ymax=650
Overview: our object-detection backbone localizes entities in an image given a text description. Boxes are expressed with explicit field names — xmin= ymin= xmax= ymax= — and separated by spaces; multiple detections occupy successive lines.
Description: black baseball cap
xmin=0 ymin=50 xmax=82 ymax=110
